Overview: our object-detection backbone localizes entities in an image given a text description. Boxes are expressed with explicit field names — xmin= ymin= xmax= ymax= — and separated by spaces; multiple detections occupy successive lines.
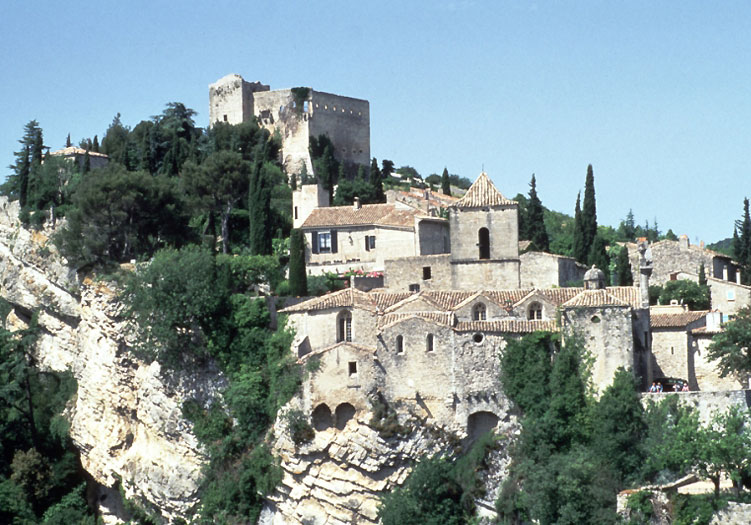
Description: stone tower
xmin=448 ymin=172 xmax=520 ymax=288
xmin=209 ymin=74 xmax=370 ymax=176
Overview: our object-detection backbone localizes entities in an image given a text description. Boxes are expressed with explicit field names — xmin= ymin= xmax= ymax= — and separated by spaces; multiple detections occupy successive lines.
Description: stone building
xmin=519 ymin=251 xmax=587 ymax=288
xmin=626 ymin=235 xmax=741 ymax=287
xmin=49 ymin=146 xmax=109 ymax=170
xmin=209 ymin=74 xmax=370 ymax=175
xmin=673 ymin=271 xmax=751 ymax=316
xmin=282 ymin=280 xmax=649 ymax=434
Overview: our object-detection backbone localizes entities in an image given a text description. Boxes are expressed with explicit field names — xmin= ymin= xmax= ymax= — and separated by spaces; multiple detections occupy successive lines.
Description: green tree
xmin=581 ymin=164 xmax=598 ymax=257
xmin=734 ymin=198 xmax=751 ymax=285
xmin=658 ymin=280 xmax=710 ymax=310
xmin=707 ymin=307 xmax=751 ymax=380
xmin=664 ymin=229 xmax=678 ymax=241
xmin=381 ymin=159 xmax=395 ymax=179
xmin=587 ymin=234 xmax=611 ymax=284
xmin=3 ymin=121 xmax=43 ymax=206
xmin=617 ymin=209 xmax=636 ymax=242
xmin=288 ymin=229 xmax=307 ymax=296
xmin=523 ymin=174 xmax=549 ymax=252
xmin=572 ymin=192 xmax=586 ymax=263
xmin=310 ymin=135 xmax=339 ymax=201
xmin=101 ymin=113 xmax=130 ymax=165
xmin=699 ymin=262 xmax=707 ymax=286
xmin=250 ymin=162 xmax=282 ymax=255
xmin=26 ymin=156 xmax=79 ymax=227
xmin=441 ymin=167 xmax=451 ymax=196
xmin=370 ymin=157 xmax=385 ymax=202
xmin=695 ymin=406 xmax=751 ymax=496
xmin=65 ymin=133 xmax=72 ymax=148
xmin=615 ymin=246 xmax=633 ymax=286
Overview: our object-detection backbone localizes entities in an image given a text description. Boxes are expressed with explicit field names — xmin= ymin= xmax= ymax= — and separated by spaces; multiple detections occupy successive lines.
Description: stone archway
xmin=335 ymin=403 xmax=356 ymax=430
xmin=467 ymin=411 xmax=499 ymax=441
xmin=312 ymin=404 xmax=333 ymax=431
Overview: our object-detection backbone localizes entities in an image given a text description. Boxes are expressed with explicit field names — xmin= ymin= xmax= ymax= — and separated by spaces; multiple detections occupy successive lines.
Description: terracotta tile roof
xmin=651 ymin=311 xmax=708 ymax=329
xmin=455 ymin=320 xmax=559 ymax=333
xmin=299 ymin=341 xmax=376 ymax=362
xmin=604 ymin=286 xmax=642 ymax=308
xmin=383 ymin=292 xmax=447 ymax=313
xmin=691 ymin=326 xmax=723 ymax=335
xmin=50 ymin=146 xmax=109 ymax=159
xmin=301 ymin=203 xmax=429 ymax=229
xmin=279 ymin=288 xmax=377 ymax=313
xmin=378 ymin=312 xmax=457 ymax=329
xmin=371 ymin=291 xmax=414 ymax=310
xmin=562 ymin=289 xmax=631 ymax=307
xmin=453 ymin=172 xmax=516 ymax=208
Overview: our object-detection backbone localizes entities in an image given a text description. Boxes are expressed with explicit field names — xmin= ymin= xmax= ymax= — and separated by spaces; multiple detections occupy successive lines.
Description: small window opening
xmin=294 ymin=206 xmax=298 ymax=220
xmin=396 ymin=335 xmax=404 ymax=353
xmin=478 ymin=228 xmax=490 ymax=259
xmin=223 ymin=114 xmax=228 ymax=122
xmin=473 ymin=303 xmax=487 ymax=321
xmin=348 ymin=361 xmax=357 ymax=376
xmin=426 ymin=333 xmax=434 ymax=352
xmin=409 ymin=284 xmax=420 ymax=292
xmin=337 ymin=311 xmax=352 ymax=342
xmin=303 ymin=101 xmax=309 ymax=112
xmin=528 ymin=302 xmax=543 ymax=320
xmin=473 ymin=333 xmax=484 ymax=344
xmin=365 ymin=235 xmax=376 ymax=251
xmin=590 ymin=315 xmax=601 ymax=324
xmin=423 ymin=266 xmax=432 ymax=280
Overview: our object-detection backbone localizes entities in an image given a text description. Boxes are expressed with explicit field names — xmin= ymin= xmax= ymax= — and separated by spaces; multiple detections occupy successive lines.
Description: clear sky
xmin=2 ymin=1 xmax=749 ymax=244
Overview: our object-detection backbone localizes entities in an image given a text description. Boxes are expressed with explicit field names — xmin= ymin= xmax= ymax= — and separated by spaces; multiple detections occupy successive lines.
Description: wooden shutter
xmin=311 ymin=231 xmax=319 ymax=254
xmin=365 ymin=237 xmax=370 ymax=251
xmin=331 ymin=230 xmax=338 ymax=253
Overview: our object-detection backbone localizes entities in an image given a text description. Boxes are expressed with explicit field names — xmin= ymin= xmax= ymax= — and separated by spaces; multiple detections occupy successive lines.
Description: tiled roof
xmin=279 ymin=288 xmax=377 ymax=313
xmin=651 ymin=311 xmax=708 ymax=329
xmin=299 ymin=341 xmax=376 ymax=362
xmin=562 ymin=289 xmax=631 ymax=307
xmin=49 ymin=146 xmax=109 ymax=159
xmin=455 ymin=320 xmax=559 ymax=333
xmin=691 ymin=326 xmax=723 ymax=335
xmin=453 ymin=172 xmax=516 ymax=208
xmin=379 ymin=312 xmax=457 ymax=329
xmin=301 ymin=203 xmax=430 ymax=229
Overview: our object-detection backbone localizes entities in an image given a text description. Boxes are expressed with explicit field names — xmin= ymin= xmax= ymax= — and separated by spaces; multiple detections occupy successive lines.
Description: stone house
xmin=673 ymin=270 xmax=751 ymax=316
xmin=519 ymin=251 xmax=587 ymax=288
xmin=691 ymin=312 xmax=748 ymax=391
xmin=648 ymin=304 xmax=709 ymax=388
xmin=49 ymin=146 xmax=109 ymax=170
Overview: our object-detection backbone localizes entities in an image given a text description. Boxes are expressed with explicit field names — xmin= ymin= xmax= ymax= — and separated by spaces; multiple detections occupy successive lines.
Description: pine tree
xmin=581 ymin=164 xmax=598 ymax=256
xmin=572 ymin=192 xmax=586 ymax=263
xmin=525 ymin=174 xmax=549 ymax=252
xmin=369 ymin=157 xmax=385 ymax=202
xmin=441 ymin=167 xmax=451 ymax=196
xmin=3 ymin=121 xmax=43 ymax=207
xmin=288 ymin=229 xmax=308 ymax=296
xmin=615 ymin=246 xmax=633 ymax=286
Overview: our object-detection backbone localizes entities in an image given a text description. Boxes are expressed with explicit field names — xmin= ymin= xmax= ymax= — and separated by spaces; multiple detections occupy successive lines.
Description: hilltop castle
xmin=209 ymin=74 xmax=370 ymax=175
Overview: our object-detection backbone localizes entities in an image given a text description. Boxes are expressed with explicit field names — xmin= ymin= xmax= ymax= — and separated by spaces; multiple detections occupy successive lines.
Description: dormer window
xmin=473 ymin=303 xmax=487 ymax=321
xmin=528 ymin=302 xmax=543 ymax=320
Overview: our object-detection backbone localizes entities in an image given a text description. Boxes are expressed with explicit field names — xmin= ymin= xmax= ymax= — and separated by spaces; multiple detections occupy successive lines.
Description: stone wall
xmin=651 ymin=328 xmax=692 ymax=382
xmin=293 ymin=184 xmax=329 ymax=229
xmin=416 ymin=218 xmax=450 ymax=255
xmin=308 ymin=91 xmax=370 ymax=168
xmin=208 ymin=73 xmax=269 ymax=126
xmin=451 ymin=259 xmax=521 ymax=289
xmin=692 ymin=335 xmax=748 ymax=391
xmin=383 ymin=254 xmax=453 ymax=291
xmin=640 ymin=390 xmax=751 ymax=424
xmin=449 ymin=205 xmax=518 ymax=261
xmin=519 ymin=251 xmax=586 ymax=288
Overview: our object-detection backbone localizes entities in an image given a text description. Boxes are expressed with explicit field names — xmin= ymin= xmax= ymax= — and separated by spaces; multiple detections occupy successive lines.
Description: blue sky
xmin=2 ymin=1 xmax=749 ymax=244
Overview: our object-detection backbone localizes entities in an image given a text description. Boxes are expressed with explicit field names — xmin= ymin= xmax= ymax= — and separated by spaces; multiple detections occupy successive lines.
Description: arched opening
xmin=473 ymin=303 xmax=487 ymax=321
xmin=312 ymin=404 xmax=333 ymax=431
xmin=396 ymin=335 xmax=404 ymax=353
xmin=527 ymin=302 xmax=543 ymax=320
xmin=426 ymin=333 xmax=434 ymax=352
xmin=478 ymin=228 xmax=490 ymax=259
xmin=467 ymin=411 xmax=500 ymax=442
xmin=335 ymin=403 xmax=356 ymax=430
xmin=337 ymin=311 xmax=352 ymax=342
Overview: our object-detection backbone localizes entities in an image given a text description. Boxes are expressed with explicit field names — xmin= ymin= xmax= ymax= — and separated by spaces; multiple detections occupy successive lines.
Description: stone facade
xmin=674 ymin=270 xmax=751 ymax=316
xmin=519 ymin=251 xmax=587 ymax=288
xmin=209 ymin=74 xmax=369 ymax=175
xmin=49 ymin=146 xmax=109 ymax=170
xmin=383 ymin=253 xmax=453 ymax=291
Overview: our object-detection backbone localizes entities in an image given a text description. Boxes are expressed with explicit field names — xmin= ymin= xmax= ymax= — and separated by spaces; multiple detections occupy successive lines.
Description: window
xmin=528 ymin=302 xmax=543 ymax=320
xmin=423 ymin=266 xmax=432 ymax=280
xmin=303 ymin=101 xmax=309 ymax=113
xmin=311 ymin=230 xmax=337 ymax=254
xmin=426 ymin=333 xmax=434 ymax=352
xmin=348 ymin=361 xmax=357 ymax=376
xmin=409 ymin=284 xmax=420 ymax=292
xmin=478 ymin=228 xmax=490 ymax=259
xmin=319 ymin=232 xmax=332 ymax=252
xmin=223 ymin=114 xmax=228 ymax=122
xmin=473 ymin=303 xmax=487 ymax=321
xmin=337 ymin=311 xmax=352 ymax=342
xmin=396 ymin=335 xmax=404 ymax=353
xmin=365 ymin=235 xmax=376 ymax=251
xmin=728 ymin=290 xmax=736 ymax=301
xmin=294 ymin=206 xmax=298 ymax=220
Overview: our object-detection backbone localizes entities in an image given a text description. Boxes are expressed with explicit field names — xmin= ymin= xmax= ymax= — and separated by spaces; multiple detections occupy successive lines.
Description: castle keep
xmin=209 ymin=74 xmax=370 ymax=175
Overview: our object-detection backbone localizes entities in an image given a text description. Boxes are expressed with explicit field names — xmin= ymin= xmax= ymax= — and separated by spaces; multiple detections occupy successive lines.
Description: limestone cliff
xmin=0 ymin=197 xmax=223 ymax=523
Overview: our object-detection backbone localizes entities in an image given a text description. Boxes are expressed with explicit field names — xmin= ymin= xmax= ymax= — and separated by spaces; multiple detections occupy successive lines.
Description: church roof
xmin=378 ymin=312 xmax=457 ymax=329
xmin=453 ymin=172 xmax=516 ymax=208
xmin=301 ymin=203 xmax=431 ymax=229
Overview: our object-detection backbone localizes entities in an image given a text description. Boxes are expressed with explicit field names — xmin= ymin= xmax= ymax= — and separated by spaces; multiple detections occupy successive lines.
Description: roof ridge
xmin=453 ymin=172 xmax=516 ymax=208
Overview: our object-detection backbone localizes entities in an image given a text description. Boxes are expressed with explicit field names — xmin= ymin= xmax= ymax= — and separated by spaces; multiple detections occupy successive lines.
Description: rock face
xmin=0 ymin=197 xmax=223 ymax=523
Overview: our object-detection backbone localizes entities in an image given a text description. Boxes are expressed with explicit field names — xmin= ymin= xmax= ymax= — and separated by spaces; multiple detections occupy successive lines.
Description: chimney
xmin=353 ymin=197 xmax=361 ymax=210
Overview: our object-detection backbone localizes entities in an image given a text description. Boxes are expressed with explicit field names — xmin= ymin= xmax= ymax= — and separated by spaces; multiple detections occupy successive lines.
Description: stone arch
xmin=527 ymin=301 xmax=543 ymax=320
xmin=312 ymin=403 xmax=333 ymax=431
xmin=337 ymin=310 xmax=352 ymax=342
xmin=467 ymin=411 xmax=500 ymax=441
xmin=478 ymin=228 xmax=490 ymax=259
xmin=335 ymin=403 xmax=356 ymax=430
xmin=472 ymin=302 xmax=487 ymax=321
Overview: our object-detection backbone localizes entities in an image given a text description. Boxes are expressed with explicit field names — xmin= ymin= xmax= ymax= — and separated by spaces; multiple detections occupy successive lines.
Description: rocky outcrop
xmin=0 ymin=198 xmax=223 ymax=523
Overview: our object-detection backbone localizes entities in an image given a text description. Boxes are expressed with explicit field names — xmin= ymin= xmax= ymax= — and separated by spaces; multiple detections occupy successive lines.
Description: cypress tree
xmin=288 ymin=229 xmax=307 ymax=296
xmin=698 ymin=262 xmax=707 ymax=286
xmin=66 ymin=133 xmax=72 ymax=148
xmin=92 ymin=135 xmax=100 ymax=153
xmin=572 ymin=192 xmax=586 ymax=263
xmin=581 ymin=164 xmax=598 ymax=256
xmin=525 ymin=174 xmax=549 ymax=252
xmin=82 ymin=151 xmax=91 ymax=173
xmin=249 ymin=162 xmax=272 ymax=255
xmin=588 ymin=234 xmax=611 ymax=285
xmin=369 ymin=157 xmax=385 ymax=202
xmin=615 ymin=246 xmax=633 ymax=286
xmin=441 ymin=167 xmax=451 ymax=196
